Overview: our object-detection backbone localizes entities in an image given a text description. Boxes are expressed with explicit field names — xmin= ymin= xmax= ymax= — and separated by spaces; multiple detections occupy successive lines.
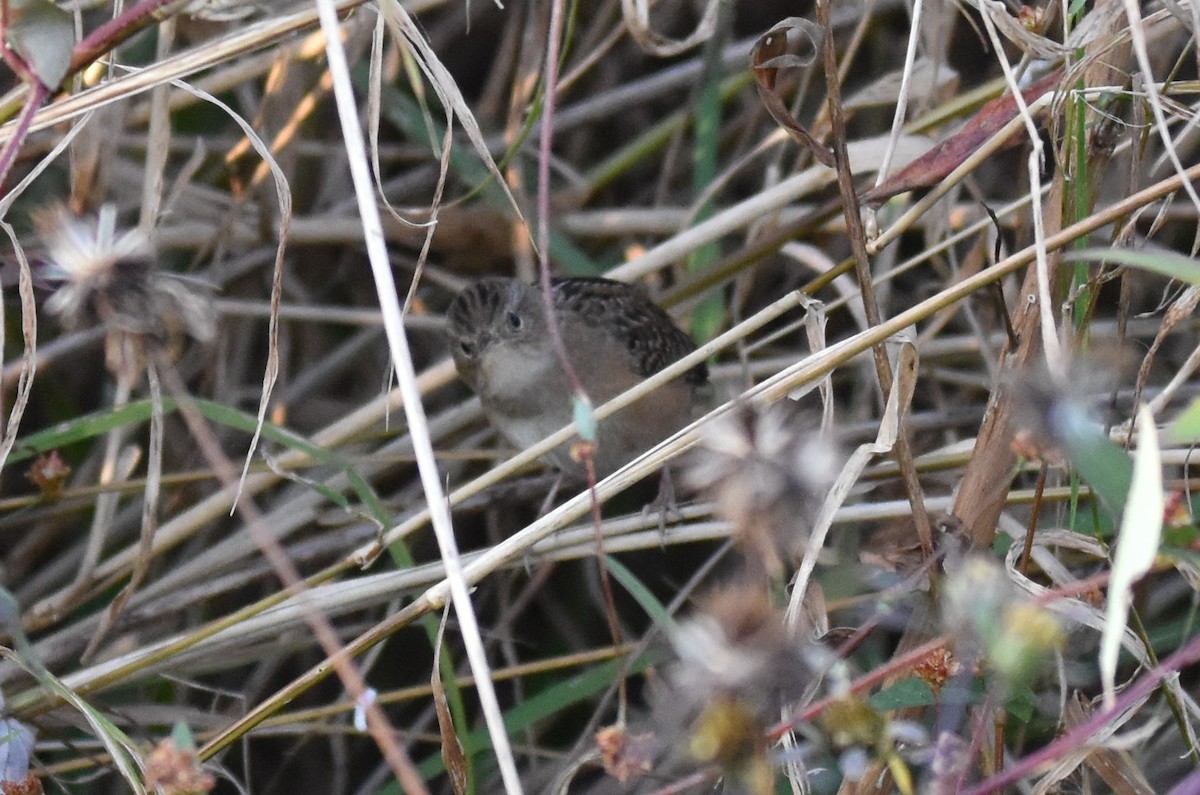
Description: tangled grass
xmin=1 ymin=0 xmax=1200 ymax=793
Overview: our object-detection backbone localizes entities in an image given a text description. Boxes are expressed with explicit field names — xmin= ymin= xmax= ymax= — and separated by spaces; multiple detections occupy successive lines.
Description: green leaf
xmin=1005 ymin=684 xmax=1038 ymax=722
xmin=869 ymin=677 xmax=936 ymax=711
xmin=686 ymin=4 xmax=727 ymax=344
xmin=1166 ymin=397 xmax=1200 ymax=444
xmin=5 ymin=0 xmax=73 ymax=88
xmin=1067 ymin=248 xmax=1200 ymax=287
xmin=1054 ymin=401 xmax=1134 ymax=518
xmin=11 ymin=400 xmax=165 ymax=463
xmin=605 ymin=555 xmax=678 ymax=634
xmin=12 ymin=398 xmax=387 ymax=533
xmin=410 ymin=652 xmax=660 ymax=784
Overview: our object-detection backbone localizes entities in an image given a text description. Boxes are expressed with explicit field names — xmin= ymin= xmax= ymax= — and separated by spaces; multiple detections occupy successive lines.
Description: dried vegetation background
xmin=1 ymin=0 xmax=1200 ymax=793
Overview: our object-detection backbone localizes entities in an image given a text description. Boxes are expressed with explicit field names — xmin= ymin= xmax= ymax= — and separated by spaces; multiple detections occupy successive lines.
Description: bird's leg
xmin=538 ymin=471 xmax=566 ymax=517
xmin=643 ymin=465 xmax=682 ymax=542
xmin=521 ymin=473 xmax=567 ymax=574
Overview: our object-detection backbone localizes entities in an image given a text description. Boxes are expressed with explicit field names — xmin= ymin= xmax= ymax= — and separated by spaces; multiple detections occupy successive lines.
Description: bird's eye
xmin=505 ymin=311 xmax=523 ymax=330
xmin=459 ymin=340 xmax=475 ymax=357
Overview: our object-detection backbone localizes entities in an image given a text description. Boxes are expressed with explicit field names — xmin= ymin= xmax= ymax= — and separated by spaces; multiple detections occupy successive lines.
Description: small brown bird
xmin=446 ymin=276 xmax=708 ymax=479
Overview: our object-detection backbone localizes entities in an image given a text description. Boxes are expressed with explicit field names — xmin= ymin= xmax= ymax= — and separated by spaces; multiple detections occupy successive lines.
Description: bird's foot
xmin=642 ymin=467 xmax=683 ymax=544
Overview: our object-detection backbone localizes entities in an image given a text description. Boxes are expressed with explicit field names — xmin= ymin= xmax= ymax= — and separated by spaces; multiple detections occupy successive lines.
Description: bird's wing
xmin=549 ymin=277 xmax=707 ymax=385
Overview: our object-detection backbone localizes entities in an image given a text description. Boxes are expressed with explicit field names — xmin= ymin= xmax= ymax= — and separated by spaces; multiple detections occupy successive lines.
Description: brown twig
xmin=815 ymin=0 xmax=933 ymax=557
xmin=1018 ymin=464 xmax=1047 ymax=577
xmin=154 ymin=362 xmax=429 ymax=794
xmin=535 ymin=0 xmax=626 ymax=720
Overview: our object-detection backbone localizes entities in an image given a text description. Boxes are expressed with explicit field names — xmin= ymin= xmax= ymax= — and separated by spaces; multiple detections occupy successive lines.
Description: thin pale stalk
xmin=317 ymin=0 xmax=521 ymax=788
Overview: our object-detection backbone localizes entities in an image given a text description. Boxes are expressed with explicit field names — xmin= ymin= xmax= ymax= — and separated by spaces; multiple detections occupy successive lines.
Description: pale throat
xmin=478 ymin=336 xmax=571 ymax=413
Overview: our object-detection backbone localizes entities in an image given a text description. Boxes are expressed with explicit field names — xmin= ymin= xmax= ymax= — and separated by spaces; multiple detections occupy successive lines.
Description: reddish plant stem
xmin=993 ymin=709 xmax=1006 ymax=777
xmin=67 ymin=0 xmax=187 ymax=76
xmin=153 ymin=364 xmax=427 ymax=793
xmin=583 ymin=453 xmax=627 ymax=717
xmin=0 ymin=0 xmax=45 ymax=195
xmin=1019 ymin=464 xmax=1048 ymax=576
xmin=536 ymin=0 xmax=621 ymax=725
xmin=0 ymin=79 xmax=49 ymax=195
xmin=951 ymin=692 xmax=997 ymax=791
xmin=0 ymin=0 xmax=183 ymax=194
xmin=532 ymin=0 xmax=604 ymax=490
xmin=535 ymin=0 xmax=586 ymax=405
xmin=961 ymin=627 xmax=1200 ymax=794
xmin=771 ymin=635 xmax=952 ymax=739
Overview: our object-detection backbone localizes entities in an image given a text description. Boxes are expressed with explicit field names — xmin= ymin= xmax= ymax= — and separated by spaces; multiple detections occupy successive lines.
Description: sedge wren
xmin=446 ymin=277 xmax=708 ymax=479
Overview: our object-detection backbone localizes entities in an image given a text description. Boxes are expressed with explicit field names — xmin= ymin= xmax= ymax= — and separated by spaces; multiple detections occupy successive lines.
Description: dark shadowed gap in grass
xmin=13 ymin=397 xmax=388 ymax=519
xmin=687 ymin=0 xmax=730 ymax=346
xmin=407 ymin=650 xmax=662 ymax=786
xmin=368 ymin=70 xmax=601 ymax=276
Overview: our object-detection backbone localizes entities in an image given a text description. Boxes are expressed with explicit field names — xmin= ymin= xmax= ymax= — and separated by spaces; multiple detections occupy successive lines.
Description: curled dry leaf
xmin=859 ymin=519 xmax=929 ymax=581
xmin=620 ymin=0 xmax=719 ymax=57
xmin=861 ymin=70 xmax=1062 ymax=206
xmin=962 ymin=0 xmax=1068 ymax=59
xmin=432 ymin=611 xmax=468 ymax=795
xmin=751 ymin=17 xmax=836 ymax=169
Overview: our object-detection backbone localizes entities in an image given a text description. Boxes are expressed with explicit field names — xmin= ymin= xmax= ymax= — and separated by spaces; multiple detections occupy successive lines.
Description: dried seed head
xmin=651 ymin=586 xmax=814 ymax=792
xmin=663 ymin=585 xmax=819 ymax=733
xmin=35 ymin=205 xmax=214 ymax=379
xmin=26 ymin=451 xmax=70 ymax=502
xmin=942 ymin=555 xmax=1062 ymax=687
xmin=143 ymin=737 xmax=215 ymax=795
xmin=36 ymin=204 xmax=151 ymax=323
xmin=818 ymin=695 xmax=887 ymax=750
xmin=594 ymin=725 xmax=657 ymax=785
xmin=688 ymin=693 xmax=773 ymax=791
xmin=686 ymin=404 xmax=840 ymax=576
xmin=817 ymin=694 xmax=929 ymax=786
xmin=912 ymin=647 xmax=961 ymax=694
